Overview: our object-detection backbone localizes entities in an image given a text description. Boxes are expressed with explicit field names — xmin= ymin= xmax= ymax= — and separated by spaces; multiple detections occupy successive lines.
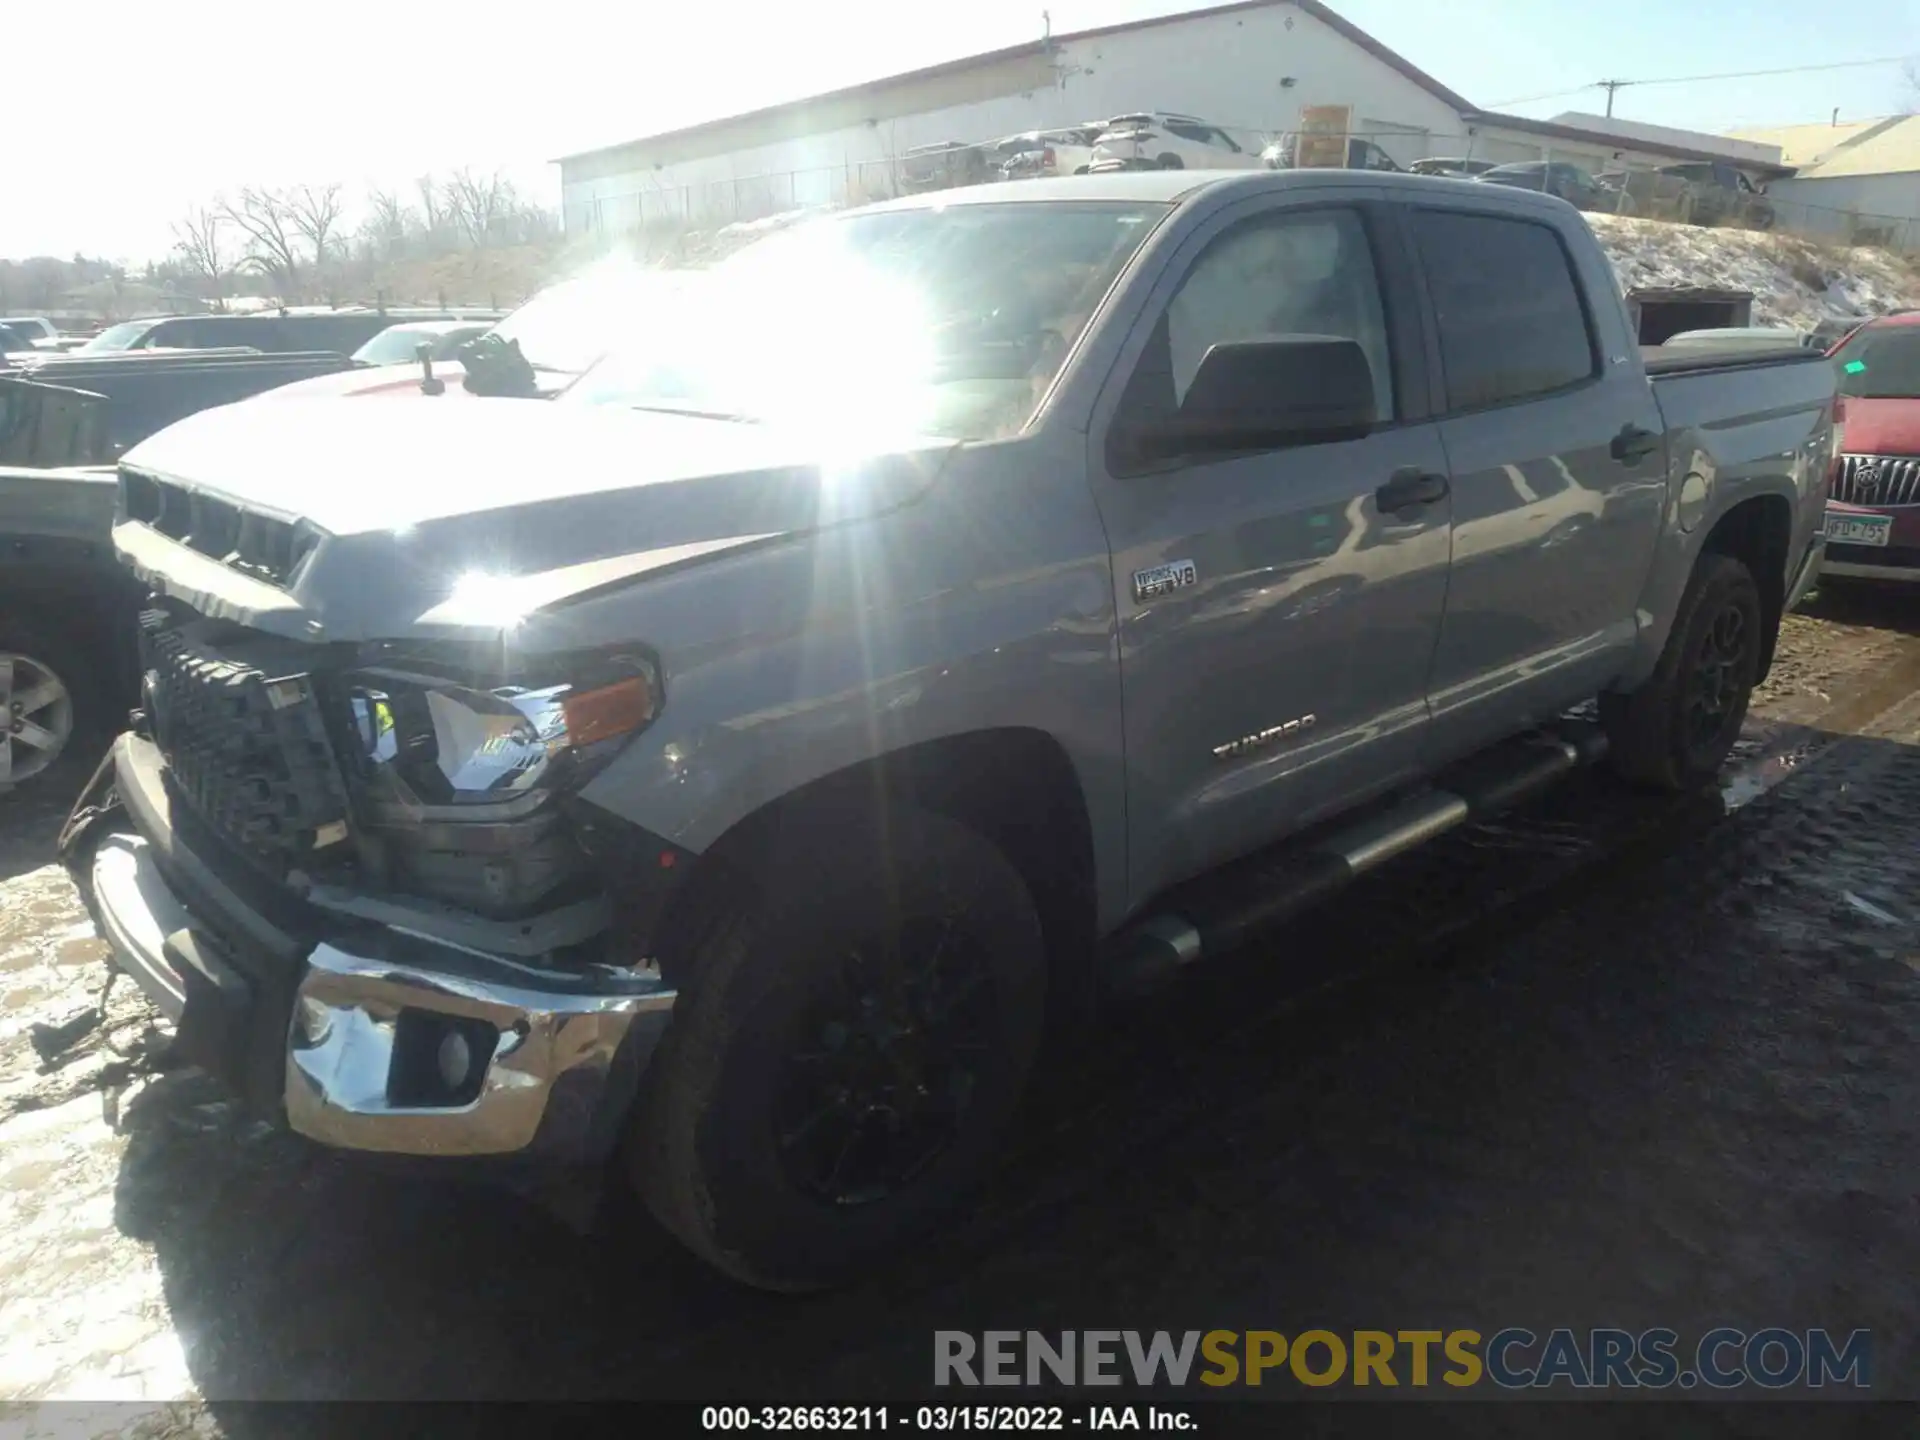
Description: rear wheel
xmin=630 ymin=808 xmax=1047 ymax=1291
xmin=1600 ymin=553 xmax=1763 ymax=791
xmin=1156 ymin=153 xmax=1185 ymax=170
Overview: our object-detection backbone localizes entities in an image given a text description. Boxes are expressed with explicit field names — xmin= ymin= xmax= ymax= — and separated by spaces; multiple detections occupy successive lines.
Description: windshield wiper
xmin=624 ymin=402 xmax=758 ymax=422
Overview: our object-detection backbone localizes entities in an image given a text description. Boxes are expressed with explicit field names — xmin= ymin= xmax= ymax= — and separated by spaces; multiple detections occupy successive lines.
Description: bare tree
xmin=286 ymin=183 xmax=346 ymax=277
xmin=446 ymin=168 xmax=509 ymax=246
xmin=171 ymin=205 xmax=229 ymax=301
xmin=416 ymin=173 xmax=448 ymax=237
xmin=220 ymin=187 xmax=305 ymax=296
xmin=363 ymin=186 xmax=411 ymax=255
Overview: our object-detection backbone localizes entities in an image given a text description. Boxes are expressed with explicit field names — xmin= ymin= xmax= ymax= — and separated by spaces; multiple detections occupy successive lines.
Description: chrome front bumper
xmin=285 ymin=937 xmax=674 ymax=1159
xmin=72 ymin=738 xmax=676 ymax=1164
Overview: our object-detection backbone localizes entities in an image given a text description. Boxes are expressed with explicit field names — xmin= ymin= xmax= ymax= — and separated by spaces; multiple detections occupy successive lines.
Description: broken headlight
xmin=344 ymin=657 xmax=659 ymax=820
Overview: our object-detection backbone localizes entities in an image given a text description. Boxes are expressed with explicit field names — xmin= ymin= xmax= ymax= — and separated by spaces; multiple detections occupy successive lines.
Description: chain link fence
xmin=569 ymin=127 xmax=1920 ymax=257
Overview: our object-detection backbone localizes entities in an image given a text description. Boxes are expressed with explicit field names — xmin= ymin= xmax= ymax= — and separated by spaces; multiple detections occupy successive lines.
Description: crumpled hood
xmin=260 ymin=362 xmax=475 ymax=401
xmin=1838 ymin=397 xmax=1920 ymax=458
xmin=117 ymin=395 xmax=959 ymax=642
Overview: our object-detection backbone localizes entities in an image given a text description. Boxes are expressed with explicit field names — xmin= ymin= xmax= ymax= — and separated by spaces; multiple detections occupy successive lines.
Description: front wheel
xmin=1156 ymin=153 xmax=1185 ymax=170
xmin=1600 ymin=553 xmax=1763 ymax=791
xmin=630 ymin=808 xmax=1047 ymax=1291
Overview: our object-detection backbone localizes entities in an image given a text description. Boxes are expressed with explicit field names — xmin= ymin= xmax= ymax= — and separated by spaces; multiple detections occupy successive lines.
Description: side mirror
xmin=1120 ymin=336 xmax=1376 ymax=465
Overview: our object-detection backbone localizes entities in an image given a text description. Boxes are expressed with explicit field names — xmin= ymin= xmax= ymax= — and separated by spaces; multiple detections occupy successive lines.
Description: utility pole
xmin=1598 ymin=79 xmax=1633 ymax=117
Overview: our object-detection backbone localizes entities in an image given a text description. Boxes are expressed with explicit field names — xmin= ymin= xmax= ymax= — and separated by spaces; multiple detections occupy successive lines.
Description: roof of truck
xmin=852 ymin=167 xmax=1556 ymax=212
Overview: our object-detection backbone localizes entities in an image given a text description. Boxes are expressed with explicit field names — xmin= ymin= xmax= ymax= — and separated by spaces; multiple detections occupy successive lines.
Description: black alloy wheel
xmin=773 ymin=918 xmax=997 ymax=1206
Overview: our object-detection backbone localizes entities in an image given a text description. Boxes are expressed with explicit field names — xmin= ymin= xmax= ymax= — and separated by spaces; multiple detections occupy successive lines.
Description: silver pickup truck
xmin=58 ymin=171 xmax=1837 ymax=1290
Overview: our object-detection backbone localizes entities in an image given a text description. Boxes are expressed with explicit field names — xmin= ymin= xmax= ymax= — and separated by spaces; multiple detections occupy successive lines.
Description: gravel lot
xmin=2 ymin=589 xmax=1918 ymax=1427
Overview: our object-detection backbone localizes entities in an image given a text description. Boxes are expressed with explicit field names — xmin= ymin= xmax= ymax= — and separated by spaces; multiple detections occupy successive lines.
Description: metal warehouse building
xmin=556 ymin=0 xmax=1783 ymax=235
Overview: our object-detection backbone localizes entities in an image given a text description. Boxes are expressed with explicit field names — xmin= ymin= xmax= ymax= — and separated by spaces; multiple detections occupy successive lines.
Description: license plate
xmin=1825 ymin=511 xmax=1893 ymax=547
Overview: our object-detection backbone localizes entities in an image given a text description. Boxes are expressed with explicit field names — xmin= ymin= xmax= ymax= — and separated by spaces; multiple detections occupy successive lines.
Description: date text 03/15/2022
xmin=701 ymin=1406 xmax=1193 ymax=1431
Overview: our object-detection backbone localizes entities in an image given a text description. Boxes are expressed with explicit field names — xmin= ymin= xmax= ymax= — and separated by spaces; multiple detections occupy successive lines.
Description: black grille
xmin=140 ymin=612 xmax=351 ymax=870
xmin=120 ymin=469 xmax=318 ymax=586
xmin=1832 ymin=454 xmax=1920 ymax=508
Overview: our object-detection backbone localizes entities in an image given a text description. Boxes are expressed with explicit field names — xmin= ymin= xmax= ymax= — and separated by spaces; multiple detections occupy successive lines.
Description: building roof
xmin=554 ymin=0 xmax=1473 ymax=166
xmin=1728 ymin=115 xmax=1920 ymax=179
xmin=1463 ymin=110 xmax=1797 ymax=176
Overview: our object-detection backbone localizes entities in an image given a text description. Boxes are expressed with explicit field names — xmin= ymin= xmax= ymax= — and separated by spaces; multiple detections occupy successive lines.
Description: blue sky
xmin=1333 ymin=0 xmax=1916 ymax=130
xmin=4 ymin=0 xmax=1914 ymax=262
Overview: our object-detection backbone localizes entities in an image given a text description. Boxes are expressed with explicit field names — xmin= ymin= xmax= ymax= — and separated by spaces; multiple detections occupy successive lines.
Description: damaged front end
xmin=59 ymin=594 xmax=684 ymax=1167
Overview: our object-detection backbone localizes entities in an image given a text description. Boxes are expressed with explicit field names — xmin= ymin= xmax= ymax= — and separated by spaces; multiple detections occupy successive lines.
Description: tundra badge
xmin=1133 ymin=559 xmax=1198 ymax=602
xmin=1212 ymin=714 xmax=1317 ymax=761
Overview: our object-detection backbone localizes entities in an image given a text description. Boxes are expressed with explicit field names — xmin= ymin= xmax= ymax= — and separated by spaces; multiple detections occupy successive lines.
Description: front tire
xmin=630 ymin=808 xmax=1047 ymax=1291
xmin=1600 ymin=553 xmax=1763 ymax=791
xmin=1156 ymin=152 xmax=1185 ymax=170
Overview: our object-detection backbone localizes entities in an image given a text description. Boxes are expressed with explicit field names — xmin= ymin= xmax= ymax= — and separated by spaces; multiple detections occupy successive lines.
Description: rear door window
xmin=1408 ymin=209 xmax=1598 ymax=412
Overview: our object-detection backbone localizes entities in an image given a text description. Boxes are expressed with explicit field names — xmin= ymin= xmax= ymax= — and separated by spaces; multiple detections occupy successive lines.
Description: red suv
xmin=1823 ymin=314 xmax=1920 ymax=585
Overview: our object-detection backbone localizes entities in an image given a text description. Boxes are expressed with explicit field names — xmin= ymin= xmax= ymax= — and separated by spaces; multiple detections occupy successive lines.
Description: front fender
xmin=542 ymin=435 xmax=1135 ymax=931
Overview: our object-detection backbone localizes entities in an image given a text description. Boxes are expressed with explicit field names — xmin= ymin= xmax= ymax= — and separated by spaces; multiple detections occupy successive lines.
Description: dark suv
xmin=1477 ymin=162 xmax=1613 ymax=212
xmin=77 ymin=309 xmax=499 ymax=358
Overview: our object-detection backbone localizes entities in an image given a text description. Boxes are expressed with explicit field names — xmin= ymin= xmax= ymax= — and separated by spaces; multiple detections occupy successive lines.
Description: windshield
xmin=1833 ymin=325 xmax=1920 ymax=399
xmin=485 ymin=271 xmax=684 ymax=375
xmin=78 ymin=319 xmax=158 ymax=353
xmin=564 ymin=201 xmax=1164 ymax=443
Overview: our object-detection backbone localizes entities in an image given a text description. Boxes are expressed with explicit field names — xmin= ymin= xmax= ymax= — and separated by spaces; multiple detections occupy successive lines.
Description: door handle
xmin=1375 ymin=468 xmax=1449 ymax=511
xmin=1610 ymin=424 xmax=1661 ymax=464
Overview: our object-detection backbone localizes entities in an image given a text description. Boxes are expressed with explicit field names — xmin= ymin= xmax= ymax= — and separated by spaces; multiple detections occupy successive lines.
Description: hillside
xmin=1587 ymin=214 xmax=1918 ymax=329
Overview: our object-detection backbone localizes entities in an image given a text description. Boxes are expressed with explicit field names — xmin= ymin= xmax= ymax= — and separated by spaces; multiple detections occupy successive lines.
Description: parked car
xmin=1090 ymin=112 xmax=1262 ymax=170
xmin=1665 ymin=161 xmax=1775 ymax=229
xmin=1595 ymin=161 xmax=1772 ymax=229
xmin=350 ymin=319 xmax=495 ymax=368
xmin=899 ymin=140 xmax=994 ymax=193
xmin=260 ymin=269 xmax=699 ymax=402
xmin=0 ymin=322 xmax=41 ymax=356
xmin=0 ymin=315 xmax=59 ymax=345
xmin=74 ymin=308 xmax=501 ymax=358
xmin=0 ymin=459 xmax=142 ymax=792
xmin=1409 ymin=157 xmax=1496 ymax=178
xmin=1820 ymin=313 xmax=1920 ymax=586
xmin=62 ymin=171 xmax=1835 ymax=1291
xmin=1 ymin=348 xmax=357 ymax=456
xmin=997 ymin=125 xmax=1105 ymax=179
xmin=1477 ymin=161 xmax=1615 ymax=211
xmin=1259 ymin=134 xmax=1402 ymax=171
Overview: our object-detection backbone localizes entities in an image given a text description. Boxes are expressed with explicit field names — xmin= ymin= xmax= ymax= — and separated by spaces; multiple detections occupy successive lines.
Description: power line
xmin=1486 ymin=54 xmax=1913 ymax=111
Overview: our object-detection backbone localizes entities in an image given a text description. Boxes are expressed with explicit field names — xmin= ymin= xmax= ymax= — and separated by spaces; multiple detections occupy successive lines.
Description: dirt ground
xmin=2 ymin=588 xmax=1919 ymax=1428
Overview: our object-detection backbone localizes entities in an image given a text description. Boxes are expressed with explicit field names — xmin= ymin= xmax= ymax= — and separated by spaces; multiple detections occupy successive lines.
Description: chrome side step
xmin=1110 ymin=723 xmax=1609 ymax=993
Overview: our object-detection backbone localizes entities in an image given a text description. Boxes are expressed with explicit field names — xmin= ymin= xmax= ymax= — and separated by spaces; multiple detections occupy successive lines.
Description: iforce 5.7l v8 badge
xmin=1132 ymin=558 xmax=1198 ymax=602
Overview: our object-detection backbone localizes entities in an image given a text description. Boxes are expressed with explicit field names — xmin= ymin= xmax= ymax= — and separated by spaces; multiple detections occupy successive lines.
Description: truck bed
xmin=1640 ymin=344 xmax=1829 ymax=377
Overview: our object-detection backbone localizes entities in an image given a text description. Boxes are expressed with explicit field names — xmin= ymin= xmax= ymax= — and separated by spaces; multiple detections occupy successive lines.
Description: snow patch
xmin=1587 ymin=214 xmax=1918 ymax=330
